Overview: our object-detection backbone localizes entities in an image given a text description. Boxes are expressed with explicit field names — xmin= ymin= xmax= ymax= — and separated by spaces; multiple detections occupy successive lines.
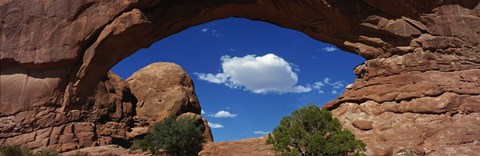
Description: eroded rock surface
xmin=332 ymin=101 xmax=480 ymax=156
xmin=0 ymin=72 xmax=135 ymax=152
xmin=1 ymin=0 xmax=480 ymax=155
xmin=62 ymin=145 xmax=150 ymax=156
xmin=199 ymin=137 xmax=276 ymax=156
xmin=125 ymin=62 xmax=212 ymax=141
xmin=126 ymin=62 xmax=201 ymax=126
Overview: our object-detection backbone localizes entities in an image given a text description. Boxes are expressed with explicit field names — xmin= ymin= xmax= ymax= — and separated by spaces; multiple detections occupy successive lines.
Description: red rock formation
xmin=62 ymin=145 xmax=150 ymax=156
xmin=0 ymin=72 xmax=135 ymax=152
xmin=125 ymin=62 xmax=212 ymax=142
xmin=199 ymin=137 xmax=276 ymax=156
xmin=1 ymin=0 xmax=479 ymax=155
xmin=126 ymin=62 xmax=201 ymax=126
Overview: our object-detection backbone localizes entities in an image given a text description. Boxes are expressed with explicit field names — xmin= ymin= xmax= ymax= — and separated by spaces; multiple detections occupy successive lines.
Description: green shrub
xmin=0 ymin=145 xmax=58 ymax=156
xmin=131 ymin=115 xmax=205 ymax=155
xmin=267 ymin=105 xmax=366 ymax=156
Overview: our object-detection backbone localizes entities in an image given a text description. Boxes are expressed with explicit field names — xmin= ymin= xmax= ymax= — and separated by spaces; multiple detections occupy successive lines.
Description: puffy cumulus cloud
xmin=208 ymin=110 xmax=237 ymax=118
xmin=323 ymin=46 xmax=337 ymax=52
xmin=208 ymin=122 xmax=224 ymax=129
xmin=201 ymin=110 xmax=206 ymax=115
xmin=253 ymin=131 xmax=270 ymax=135
xmin=195 ymin=53 xmax=311 ymax=94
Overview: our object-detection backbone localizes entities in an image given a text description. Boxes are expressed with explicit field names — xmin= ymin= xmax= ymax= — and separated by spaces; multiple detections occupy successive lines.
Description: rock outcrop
xmin=1 ymin=0 xmax=479 ymax=155
xmin=126 ymin=62 xmax=201 ymax=126
xmin=125 ymin=62 xmax=212 ymax=142
xmin=0 ymin=72 xmax=136 ymax=152
xmin=332 ymin=101 xmax=480 ymax=156
xmin=0 ymin=62 xmax=210 ymax=152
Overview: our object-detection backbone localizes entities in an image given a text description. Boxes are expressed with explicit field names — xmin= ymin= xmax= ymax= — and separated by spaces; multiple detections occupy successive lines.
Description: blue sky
xmin=111 ymin=18 xmax=365 ymax=142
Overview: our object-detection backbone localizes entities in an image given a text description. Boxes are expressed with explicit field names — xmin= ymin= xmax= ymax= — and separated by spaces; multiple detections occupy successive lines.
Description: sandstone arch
xmin=1 ymin=0 xmax=480 ymax=155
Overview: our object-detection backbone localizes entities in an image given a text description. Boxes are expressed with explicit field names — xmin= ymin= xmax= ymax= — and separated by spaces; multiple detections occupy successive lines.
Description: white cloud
xmin=208 ymin=122 xmax=224 ymax=129
xmin=201 ymin=28 xmax=208 ymax=32
xmin=196 ymin=73 xmax=227 ymax=84
xmin=330 ymin=81 xmax=345 ymax=89
xmin=253 ymin=131 xmax=270 ymax=135
xmin=323 ymin=47 xmax=337 ymax=52
xmin=322 ymin=77 xmax=344 ymax=89
xmin=201 ymin=110 xmax=205 ymax=115
xmin=312 ymin=82 xmax=325 ymax=89
xmin=195 ymin=53 xmax=311 ymax=94
xmin=209 ymin=110 xmax=237 ymax=118
xmin=310 ymin=78 xmax=345 ymax=94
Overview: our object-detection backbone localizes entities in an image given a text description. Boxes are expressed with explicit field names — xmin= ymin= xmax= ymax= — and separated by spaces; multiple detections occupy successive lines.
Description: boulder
xmin=125 ymin=62 xmax=211 ymax=141
xmin=126 ymin=62 xmax=201 ymax=125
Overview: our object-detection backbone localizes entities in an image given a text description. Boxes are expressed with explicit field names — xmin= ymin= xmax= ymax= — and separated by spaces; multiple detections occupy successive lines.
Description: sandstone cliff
xmin=0 ymin=62 xmax=211 ymax=152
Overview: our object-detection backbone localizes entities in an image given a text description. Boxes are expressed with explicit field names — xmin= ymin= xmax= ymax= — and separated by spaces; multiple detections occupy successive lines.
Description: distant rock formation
xmin=62 ymin=145 xmax=150 ymax=156
xmin=1 ymin=0 xmax=479 ymax=155
xmin=199 ymin=137 xmax=276 ymax=156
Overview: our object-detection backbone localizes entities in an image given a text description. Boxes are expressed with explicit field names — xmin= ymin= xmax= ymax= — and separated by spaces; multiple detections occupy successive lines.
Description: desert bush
xmin=267 ymin=105 xmax=366 ymax=156
xmin=131 ymin=115 xmax=205 ymax=155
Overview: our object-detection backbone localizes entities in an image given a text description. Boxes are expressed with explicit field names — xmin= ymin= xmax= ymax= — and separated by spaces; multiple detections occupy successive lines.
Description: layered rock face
xmin=0 ymin=72 xmax=136 ymax=151
xmin=0 ymin=62 xmax=211 ymax=152
xmin=1 ymin=0 xmax=479 ymax=155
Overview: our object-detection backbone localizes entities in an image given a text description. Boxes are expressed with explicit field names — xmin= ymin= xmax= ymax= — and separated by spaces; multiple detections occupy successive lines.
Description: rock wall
xmin=1 ymin=0 xmax=479 ymax=155
xmin=0 ymin=72 xmax=136 ymax=151
xmin=0 ymin=62 xmax=211 ymax=152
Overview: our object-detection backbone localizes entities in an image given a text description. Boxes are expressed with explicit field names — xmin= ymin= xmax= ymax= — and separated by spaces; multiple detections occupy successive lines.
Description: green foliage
xmin=0 ymin=145 xmax=58 ymax=156
xmin=267 ymin=105 xmax=366 ymax=156
xmin=131 ymin=115 xmax=205 ymax=155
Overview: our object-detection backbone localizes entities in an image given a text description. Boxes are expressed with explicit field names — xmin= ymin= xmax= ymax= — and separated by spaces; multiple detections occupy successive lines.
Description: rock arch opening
xmin=1 ymin=1 xmax=479 ymax=155
xmin=110 ymin=17 xmax=365 ymax=141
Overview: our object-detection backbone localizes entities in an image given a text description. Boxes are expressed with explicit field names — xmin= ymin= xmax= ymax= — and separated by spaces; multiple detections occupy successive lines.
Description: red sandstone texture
xmin=1 ymin=0 xmax=479 ymax=155
xmin=199 ymin=137 xmax=276 ymax=156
